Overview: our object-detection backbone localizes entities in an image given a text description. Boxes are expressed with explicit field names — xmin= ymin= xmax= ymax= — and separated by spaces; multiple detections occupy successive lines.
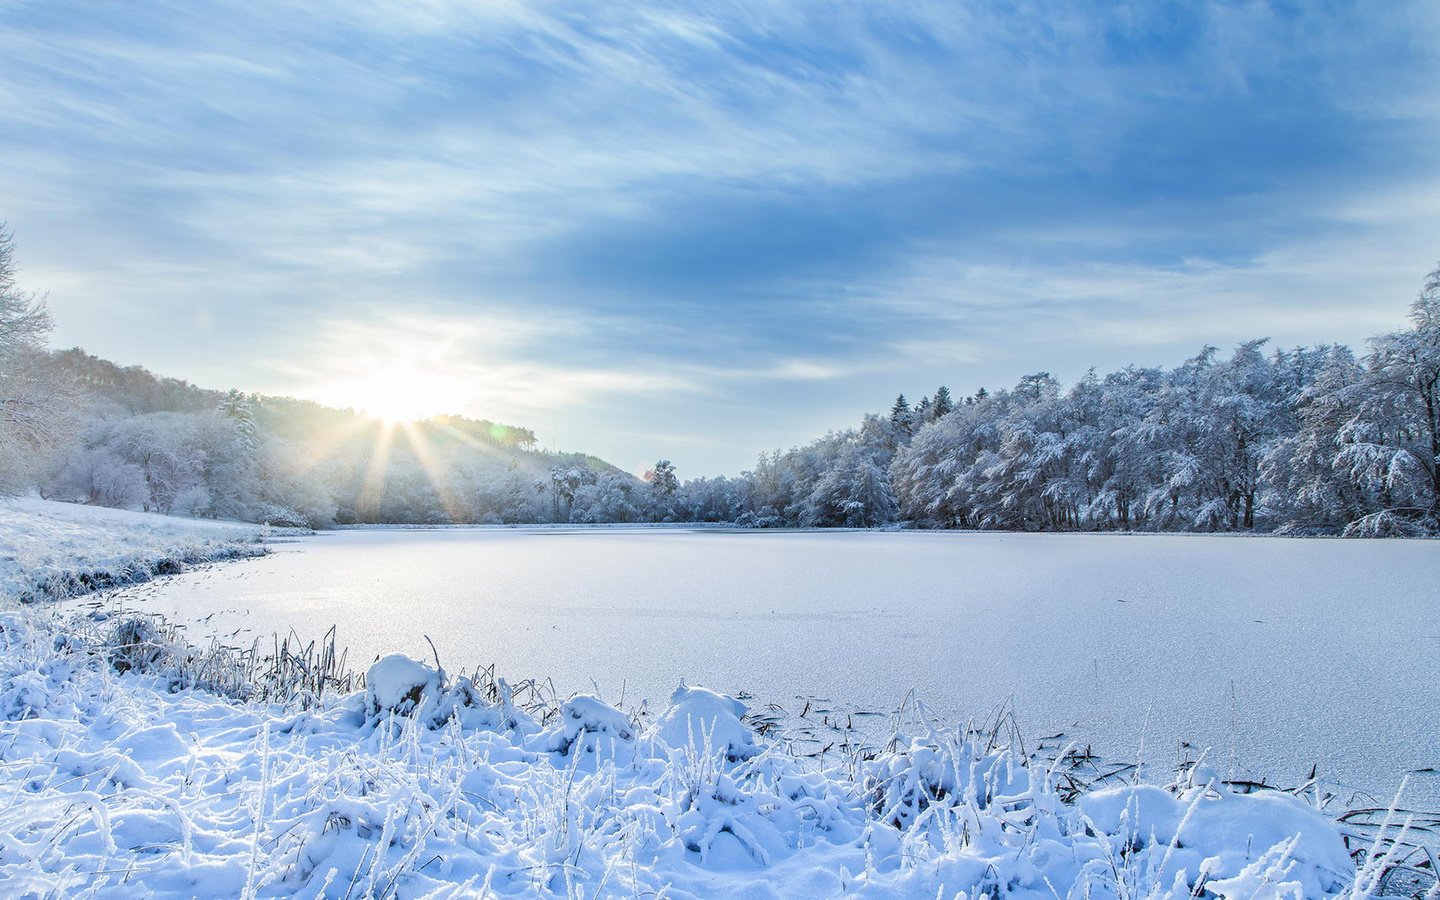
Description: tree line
xmin=702 ymin=265 xmax=1440 ymax=536
xmin=2 ymin=226 xmax=1436 ymax=535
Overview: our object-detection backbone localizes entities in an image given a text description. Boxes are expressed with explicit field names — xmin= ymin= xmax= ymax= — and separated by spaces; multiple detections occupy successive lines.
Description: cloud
xmin=2 ymin=0 xmax=1438 ymax=473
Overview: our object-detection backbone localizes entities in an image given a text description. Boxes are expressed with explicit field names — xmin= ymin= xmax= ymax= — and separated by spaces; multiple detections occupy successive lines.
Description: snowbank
xmin=0 ymin=497 xmax=275 ymax=602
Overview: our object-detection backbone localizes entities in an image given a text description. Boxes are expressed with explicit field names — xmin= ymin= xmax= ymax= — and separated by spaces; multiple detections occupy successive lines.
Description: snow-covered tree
xmin=1260 ymin=346 xmax=1369 ymax=532
xmin=931 ymin=385 xmax=954 ymax=420
xmin=1337 ymin=265 xmax=1440 ymax=533
xmin=805 ymin=442 xmax=897 ymax=526
xmin=889 ymin=394 xmax=913 ymax=438
xmin=0 ymin=228 xmax=76 ymax=492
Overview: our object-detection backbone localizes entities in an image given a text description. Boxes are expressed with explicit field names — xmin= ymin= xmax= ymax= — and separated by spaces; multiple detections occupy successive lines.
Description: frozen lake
xmin=103 ymin=527 xmax=1438 ymax=805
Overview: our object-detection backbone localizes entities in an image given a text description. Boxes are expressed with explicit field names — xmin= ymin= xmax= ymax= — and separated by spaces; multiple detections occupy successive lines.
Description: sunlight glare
xmin=314 ymin=363 xmax=470 ymax=424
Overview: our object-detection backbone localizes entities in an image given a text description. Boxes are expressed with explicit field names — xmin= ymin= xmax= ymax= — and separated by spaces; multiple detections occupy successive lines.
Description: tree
xmin=913 ymin=395 xmax=932 ymax=422
xmin=0 ymin=227 xmax=75 ymax=493
xmin=889 ymin=394 xmax=913 ymax=436
xmin=1260 ymin=346 xmax=1370 ymax=531
xmin=806 ymin=442 xmax=897 ymax=527
xmin=1338 ymin=264 xmax=1440 ymax=531
xmin=931 ymin=385 xmax=954 ymax=420
xmin=549 ymin=465 xmax=594 ymax=522
xmin=644 ymin=459 xmax=680 ymax=520
xmin=0 ymin=227 xmax=50 ymax=358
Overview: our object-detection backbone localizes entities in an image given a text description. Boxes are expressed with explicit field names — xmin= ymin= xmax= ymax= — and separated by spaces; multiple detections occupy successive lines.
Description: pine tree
xmin=932 ymin=386 xmax=953 ymax=420
xmin=889 ymin=394 xmax=913 ymax=434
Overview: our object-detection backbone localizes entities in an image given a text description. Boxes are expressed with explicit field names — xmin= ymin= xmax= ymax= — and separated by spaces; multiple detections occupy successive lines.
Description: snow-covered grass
xmin=0 ymin=610 xmax=1382 ymax=898
xmin=0 ymin=497 xmax=280 ymax=603
xmin=0 ymin=499 xmax=1434 ymax=897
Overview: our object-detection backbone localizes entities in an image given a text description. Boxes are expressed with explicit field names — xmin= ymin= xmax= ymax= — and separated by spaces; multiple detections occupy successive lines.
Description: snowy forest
xmin=3 ymin=230 xmax=1438 ymax=535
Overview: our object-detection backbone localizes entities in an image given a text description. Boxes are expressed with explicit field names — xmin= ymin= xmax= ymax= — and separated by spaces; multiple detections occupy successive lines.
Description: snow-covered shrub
xmin=540 ymin=694 xmax=636 ymax=757
xmin=363 ymin=654 xmax=540 ymax=738
xmin=251 ymin=501 xmax=311 ymax=529
xmin=654 ymin=682 xmax=758 ymax=762
xmin=864 ymin=731 xmax=1029 ymax=830
xmin=365 ymin=653 xmax=441 ymax=718
xmin=107 ymin=614 xmax=166 ymax=674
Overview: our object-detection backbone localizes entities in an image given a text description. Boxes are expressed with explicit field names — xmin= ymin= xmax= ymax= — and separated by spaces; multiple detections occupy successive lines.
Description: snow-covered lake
xmin=104 ymin=527 xmax=1438 ymax=805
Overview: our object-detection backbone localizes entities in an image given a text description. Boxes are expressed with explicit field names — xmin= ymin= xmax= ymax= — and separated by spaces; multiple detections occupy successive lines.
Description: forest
xmin=3 ymin=229 xmax=1438 ymax=535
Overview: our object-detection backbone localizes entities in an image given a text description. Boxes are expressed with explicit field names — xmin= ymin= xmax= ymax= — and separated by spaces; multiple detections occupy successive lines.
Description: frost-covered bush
xmin=540 ymin=694 xmax=636 ymax=757
xmin=864 ymin=731 xmax=1028 ymax=829
xmin=107 ymin=614 xmax=166 ymax=673
xmin=363 ymin=653 xmax=540 ymax=737
xmin=251 ymin=501 xmax=312 ymax=529
xmin=654 ymin=682 xmax=758 ymax=761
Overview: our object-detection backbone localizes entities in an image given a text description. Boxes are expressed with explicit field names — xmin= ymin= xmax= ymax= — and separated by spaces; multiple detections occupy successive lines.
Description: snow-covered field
xmin=0 ymin=500 xmax=1434 ymax=897
xmin=0 ymin=496 xmax=272 ymax=601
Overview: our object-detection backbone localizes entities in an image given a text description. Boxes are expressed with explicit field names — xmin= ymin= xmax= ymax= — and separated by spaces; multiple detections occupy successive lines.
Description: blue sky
xmin=2 ymin=0 xmax=1438 ymax=475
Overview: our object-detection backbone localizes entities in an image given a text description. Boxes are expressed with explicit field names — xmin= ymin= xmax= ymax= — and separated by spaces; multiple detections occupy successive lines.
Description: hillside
xmin=29 ymin=349 xmax=650 ymax=526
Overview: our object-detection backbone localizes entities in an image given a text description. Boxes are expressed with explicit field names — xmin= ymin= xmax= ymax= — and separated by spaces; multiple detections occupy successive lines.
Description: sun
xmin=313 ymin=364 xmax=469 ymax=424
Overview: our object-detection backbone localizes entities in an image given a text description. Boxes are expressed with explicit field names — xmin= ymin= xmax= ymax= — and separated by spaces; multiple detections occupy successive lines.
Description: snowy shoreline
xmin=1 ymin=500 xmax=1434 ymax=897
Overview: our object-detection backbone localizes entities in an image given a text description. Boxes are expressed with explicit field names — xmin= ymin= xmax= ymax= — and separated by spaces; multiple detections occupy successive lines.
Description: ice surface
xmin=112 ymin=525 xmax=1440 ymax=808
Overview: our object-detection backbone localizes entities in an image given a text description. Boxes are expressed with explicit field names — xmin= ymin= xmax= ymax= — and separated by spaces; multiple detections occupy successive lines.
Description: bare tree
xmin=0 ymin=226 xmax=75 ymax=493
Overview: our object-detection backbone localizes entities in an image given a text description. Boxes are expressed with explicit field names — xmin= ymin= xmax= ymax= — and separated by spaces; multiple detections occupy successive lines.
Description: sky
xmin=2 ymin=1 xmax=1439 ymax=476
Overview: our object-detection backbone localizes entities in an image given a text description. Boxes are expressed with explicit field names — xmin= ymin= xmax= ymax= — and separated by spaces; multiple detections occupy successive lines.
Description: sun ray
xmin=356 ymin=419 xmax=399 ymax=521
xmin=398 ymin=421 xmax=469 ymax=523
xmin=277 ymin=410 xmax=379 ymax=479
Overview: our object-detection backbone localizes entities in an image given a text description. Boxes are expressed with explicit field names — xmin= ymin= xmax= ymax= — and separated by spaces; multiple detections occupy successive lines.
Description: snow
xmin=545 ymin=694 xmax=637 ymax=756
xmin=656 ymin=682 xmax=757 ymax=761
xmin=111 ymin=525 xmax=1440 ymax=809
xmin=0 ymin=610 xmax=1377 ymax=897
xmin=366 ymin=652 xmax=442 ymax=716
xmin=0 ymin=499 xmax=1429 ymax=896
xmin=0 ymin=496 xmax=274 ymax=601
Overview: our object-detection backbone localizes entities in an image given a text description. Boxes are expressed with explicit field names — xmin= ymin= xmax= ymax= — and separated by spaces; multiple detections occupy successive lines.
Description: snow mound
xmin=541 ymin=694 xmax=636 ymax=756
xmin=1079 ymin=784 xmax=1353 ymax=897
xmin=365 ymin=653 xmax=441 ymax=717
xmin=655 ymin=682 xmax=758 ymax=761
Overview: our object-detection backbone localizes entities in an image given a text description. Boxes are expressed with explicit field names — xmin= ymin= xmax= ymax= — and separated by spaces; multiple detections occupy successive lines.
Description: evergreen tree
xmin=931 ymin=386 xmax=953 ymax=420
xmin=889 ymin=394 xmax=913 ymax=435
xmin=914 ymin=395 xmax=932 ymax=422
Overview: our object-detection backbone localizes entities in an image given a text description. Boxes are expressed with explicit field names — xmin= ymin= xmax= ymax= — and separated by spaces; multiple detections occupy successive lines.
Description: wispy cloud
xmin=2 ymin=0 xmax=1437 ymax=472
